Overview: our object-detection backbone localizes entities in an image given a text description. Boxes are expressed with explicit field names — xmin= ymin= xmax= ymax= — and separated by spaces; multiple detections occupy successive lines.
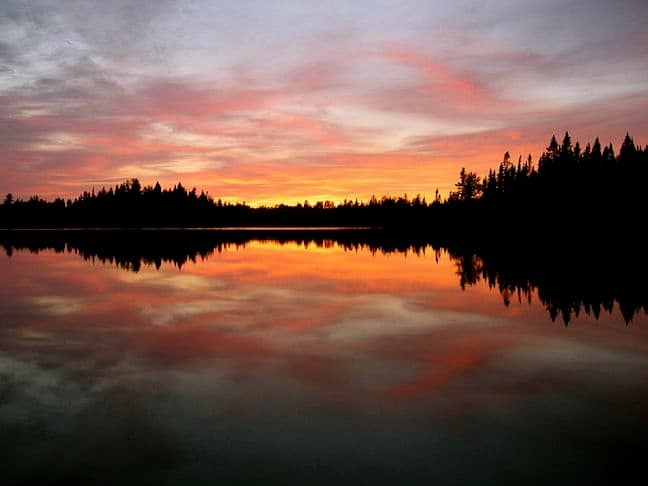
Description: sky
xmin=1 ymin=0 xmax=647 ymax=205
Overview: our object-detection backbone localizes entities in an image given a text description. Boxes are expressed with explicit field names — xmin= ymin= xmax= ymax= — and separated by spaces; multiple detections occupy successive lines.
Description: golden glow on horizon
xmin=140 ymin=141 xmax=536 ymax=206
xmin=15 ymin=138 xmax=542 ymax=206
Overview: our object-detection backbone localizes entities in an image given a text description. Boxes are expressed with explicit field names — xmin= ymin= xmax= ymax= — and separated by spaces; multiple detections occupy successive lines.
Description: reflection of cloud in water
xmin=141 ymin=300 xmax=239 ymax=326
xmin=119 ymin=272 xmax=227 ymax=292
xmin=0 ymin=355 xmax=180 ymax=482
xmin=323 ymin=295 xmax=507 ymax=342
xmin=503 ymin=340 xmax=648 ymax=387
xmin=30 ymin=296 xmax=84 ymax=316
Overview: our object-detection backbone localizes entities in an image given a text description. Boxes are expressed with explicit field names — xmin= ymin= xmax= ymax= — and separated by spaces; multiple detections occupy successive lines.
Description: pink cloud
xmin=377 ymin=45 xmax=509 ymax=116
xmin=134 ymin=81 xmax=280 ymax=119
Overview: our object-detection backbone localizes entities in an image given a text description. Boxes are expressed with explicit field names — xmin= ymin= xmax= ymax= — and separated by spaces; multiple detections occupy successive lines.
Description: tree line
xmin=0 ymin=178 xmax=434 ymax=228
xmin=0 ymin=132 xmax=646 ymax=232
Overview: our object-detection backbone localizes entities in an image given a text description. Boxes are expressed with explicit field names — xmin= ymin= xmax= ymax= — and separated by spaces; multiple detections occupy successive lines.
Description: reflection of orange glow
xmin=1 ymin=242 xmax=646 ymax=407
xmin=188 ymin=241 xmax=465 ymax=294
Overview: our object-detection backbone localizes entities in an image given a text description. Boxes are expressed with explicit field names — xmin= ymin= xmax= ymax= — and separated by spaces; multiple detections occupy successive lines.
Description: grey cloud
xmin=0 ymin=40 xmax=18 ymax=62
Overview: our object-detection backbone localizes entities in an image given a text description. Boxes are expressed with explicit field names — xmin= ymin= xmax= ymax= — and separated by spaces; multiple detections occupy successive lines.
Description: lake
xmin=1 ymin=231 xmax=647 ymax=484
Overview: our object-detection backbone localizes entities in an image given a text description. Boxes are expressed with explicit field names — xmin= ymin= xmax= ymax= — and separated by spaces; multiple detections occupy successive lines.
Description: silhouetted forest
xmin=1 ymin=132 xmax=646 ymax=234
xmin=440 ymin=132 xmax=648 ymax=240
xmin=0 ymin=229 xmax=645 ymax=325
xmin=0 ymin=179 xmax=428 ymax=228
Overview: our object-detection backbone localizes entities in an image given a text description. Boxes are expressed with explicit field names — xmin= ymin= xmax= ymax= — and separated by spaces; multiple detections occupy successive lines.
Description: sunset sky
xmin=1 ymin=0 xmax=647 ymax=205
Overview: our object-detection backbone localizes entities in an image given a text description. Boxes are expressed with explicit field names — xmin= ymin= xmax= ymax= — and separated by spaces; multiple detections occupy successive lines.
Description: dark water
xmin=1 ymin=233 xmax=646 ymax=485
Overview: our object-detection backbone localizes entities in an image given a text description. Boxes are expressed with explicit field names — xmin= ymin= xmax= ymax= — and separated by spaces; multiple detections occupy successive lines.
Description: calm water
xmin=1 ymin=236 xmax=647 ymax=484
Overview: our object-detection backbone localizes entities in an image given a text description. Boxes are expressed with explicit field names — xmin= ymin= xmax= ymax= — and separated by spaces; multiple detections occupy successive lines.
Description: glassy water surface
xmin=1 ymin=235 xmax=646 ymax=484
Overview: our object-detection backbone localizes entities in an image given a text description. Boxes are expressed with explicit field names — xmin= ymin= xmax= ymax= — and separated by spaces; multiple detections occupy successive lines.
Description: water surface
xmin=1 ymin=236 xmax=646 ymax=484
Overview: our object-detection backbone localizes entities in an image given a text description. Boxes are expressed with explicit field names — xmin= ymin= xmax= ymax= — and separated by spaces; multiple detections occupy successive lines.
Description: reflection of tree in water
xmin=453 ymin=253 xmax=483 ymax=291
xmin=0 ymin=230 xmax=431 ymax=272
xmin=449 ymin=244 xmax=647 ymax=325
xmin=1 ymin=230 xmax=645 ymax=325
